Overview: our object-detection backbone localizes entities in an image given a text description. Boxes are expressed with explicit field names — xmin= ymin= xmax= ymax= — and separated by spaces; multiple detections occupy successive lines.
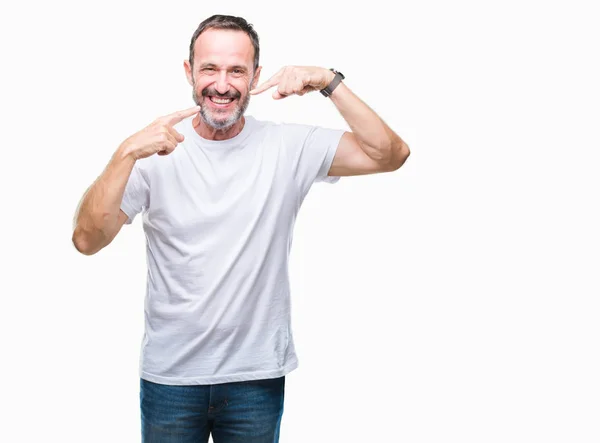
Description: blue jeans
xmin=140 ymin=376 xmax=285 ymax=442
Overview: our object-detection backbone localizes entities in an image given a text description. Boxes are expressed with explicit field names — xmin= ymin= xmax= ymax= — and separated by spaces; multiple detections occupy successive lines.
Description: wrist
xmin=320 ymin=68 xmax=345 ymax=97
xmin=322 ymin=68 xmax=336 ymax=89
xmin=116 ymin=142 xmax=139 ymax=162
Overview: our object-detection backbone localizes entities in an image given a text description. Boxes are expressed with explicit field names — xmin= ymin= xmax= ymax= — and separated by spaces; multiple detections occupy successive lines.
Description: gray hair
xmin=188 ymin=14 xmax=260 ymax=73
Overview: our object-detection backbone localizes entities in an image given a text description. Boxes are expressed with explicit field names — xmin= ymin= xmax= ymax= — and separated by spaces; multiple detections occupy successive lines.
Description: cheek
xmin=233 ymin=77 xmax=251 ymax=91
xmin=193 ymin=76 xmax=212 ymax=92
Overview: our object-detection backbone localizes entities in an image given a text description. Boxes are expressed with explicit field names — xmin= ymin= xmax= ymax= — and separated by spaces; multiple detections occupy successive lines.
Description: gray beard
xmin=192 ymin=84 xmax=251 ymax=130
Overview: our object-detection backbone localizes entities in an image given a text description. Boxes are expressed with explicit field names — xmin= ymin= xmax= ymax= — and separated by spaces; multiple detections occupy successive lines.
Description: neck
xmin=192 ymin=115 xmax=245 ymax=141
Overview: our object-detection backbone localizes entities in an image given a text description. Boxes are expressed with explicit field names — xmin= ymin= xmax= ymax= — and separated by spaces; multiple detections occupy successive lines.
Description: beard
xmin=192 ymin=80 xmax=251 ymax=130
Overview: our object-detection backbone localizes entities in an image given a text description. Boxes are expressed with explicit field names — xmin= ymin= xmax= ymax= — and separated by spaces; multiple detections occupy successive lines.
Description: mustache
xmin=202 ymin=88 xmax=241 ymax=99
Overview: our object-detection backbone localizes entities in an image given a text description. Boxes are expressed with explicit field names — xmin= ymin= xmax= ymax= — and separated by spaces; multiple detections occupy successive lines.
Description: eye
xmin=233 ymin=69 xmax=244 ymax=75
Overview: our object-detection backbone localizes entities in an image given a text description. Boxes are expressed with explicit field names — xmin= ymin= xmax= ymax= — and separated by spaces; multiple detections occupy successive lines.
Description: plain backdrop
xmin=1 ymin=0 xmax=598 ymax=442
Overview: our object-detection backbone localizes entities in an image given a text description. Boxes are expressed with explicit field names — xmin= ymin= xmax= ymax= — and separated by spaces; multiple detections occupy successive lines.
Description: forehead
xmin=193 ymin=28 xmax=254 ymax=67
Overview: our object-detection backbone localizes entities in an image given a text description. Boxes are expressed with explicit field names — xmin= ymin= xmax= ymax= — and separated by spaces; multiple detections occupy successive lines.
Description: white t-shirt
xmin=120 ymin=115 xmax=345 ymax=385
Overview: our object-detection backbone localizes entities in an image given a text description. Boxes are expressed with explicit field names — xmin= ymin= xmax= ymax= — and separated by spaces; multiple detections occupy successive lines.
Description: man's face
xmin=185 ymin=29 xmax=260 ymax=130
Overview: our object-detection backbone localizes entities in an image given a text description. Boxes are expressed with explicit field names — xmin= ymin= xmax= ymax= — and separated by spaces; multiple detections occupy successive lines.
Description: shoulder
xmin=130 ymin=155 xmax=155 ymax=185
xmin=249 ymin=116 xmax=342 ymax=142
xmin=244 ymin=115 xmax=281 ymax=132
xmin=245 ymin=115 xmax=313 ymax=131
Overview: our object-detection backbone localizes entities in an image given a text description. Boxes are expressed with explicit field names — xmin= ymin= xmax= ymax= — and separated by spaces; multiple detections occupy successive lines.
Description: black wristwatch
xmin=320 ymin=69 xmax=345 ymax=97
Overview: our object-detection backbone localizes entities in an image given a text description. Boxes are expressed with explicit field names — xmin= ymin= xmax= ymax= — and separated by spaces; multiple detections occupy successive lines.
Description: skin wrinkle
xmin=184 ymin=28 xmax=261 ymax=141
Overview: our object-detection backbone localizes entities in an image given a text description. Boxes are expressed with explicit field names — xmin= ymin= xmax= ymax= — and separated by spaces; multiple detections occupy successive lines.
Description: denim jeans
xmin=140 ymin=376 xmax=286 ymax=442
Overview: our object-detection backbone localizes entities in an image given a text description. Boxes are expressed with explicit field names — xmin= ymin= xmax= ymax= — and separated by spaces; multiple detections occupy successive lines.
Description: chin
xmin=209 ymin=120 xmax=236 ymax=130
xmin=201 ymin=109 xmax=242 ymax=130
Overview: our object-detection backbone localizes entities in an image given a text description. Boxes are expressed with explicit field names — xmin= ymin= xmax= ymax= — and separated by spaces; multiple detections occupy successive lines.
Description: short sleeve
xmin=283 ymin=123 xmax=346 ymax=197
xmin=120 ymin=162 xmax=149 ymax=225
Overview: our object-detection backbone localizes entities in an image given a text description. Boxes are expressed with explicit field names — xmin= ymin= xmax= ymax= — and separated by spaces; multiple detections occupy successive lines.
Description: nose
xmin=214 ymin=71 xmax=230 ymax=95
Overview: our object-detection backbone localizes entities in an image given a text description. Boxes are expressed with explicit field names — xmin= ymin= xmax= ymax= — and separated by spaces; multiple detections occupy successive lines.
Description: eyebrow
xmin=198 ymin=63 xmax=248 ymax=72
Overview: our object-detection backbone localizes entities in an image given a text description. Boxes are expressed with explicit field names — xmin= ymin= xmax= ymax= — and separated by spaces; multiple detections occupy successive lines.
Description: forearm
xmin=328 ymin=77 xmax=409 ymax=165
xmin=72 ymin=145 xmax=136 ymax=255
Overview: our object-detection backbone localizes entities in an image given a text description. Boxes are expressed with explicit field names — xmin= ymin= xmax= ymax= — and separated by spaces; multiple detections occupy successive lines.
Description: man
xmin=72 ymin=14 xmax=409 ymax=443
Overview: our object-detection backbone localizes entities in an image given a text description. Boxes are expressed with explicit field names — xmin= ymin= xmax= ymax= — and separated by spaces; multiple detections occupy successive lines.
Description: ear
xmin=183 ymin=59 xmax=194 ymax=86
xmin=251 ymin=66 xmax=262 ymax=90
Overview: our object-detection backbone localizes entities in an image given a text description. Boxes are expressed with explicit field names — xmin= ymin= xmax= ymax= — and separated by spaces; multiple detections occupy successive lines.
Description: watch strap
xmin=320 ymin=69 xmax=345 ymax=97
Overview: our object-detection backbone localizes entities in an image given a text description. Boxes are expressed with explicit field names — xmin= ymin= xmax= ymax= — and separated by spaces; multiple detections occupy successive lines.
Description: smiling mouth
xmin=208 ymin=96 xmax=235 ymax=105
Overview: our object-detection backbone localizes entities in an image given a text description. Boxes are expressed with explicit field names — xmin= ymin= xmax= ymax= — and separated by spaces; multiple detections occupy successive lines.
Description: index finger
xmin=163 ymin=105 xmax=201 ymax=125
xmin=250 ymin=70 xmax=284 ymax=95
xmin=250 ymin=78 xmax=279 ymax=95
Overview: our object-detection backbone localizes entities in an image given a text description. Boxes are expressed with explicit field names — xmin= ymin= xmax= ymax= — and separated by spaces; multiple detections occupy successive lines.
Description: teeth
xmin=211 ymin=97 xmax=233 ymax=104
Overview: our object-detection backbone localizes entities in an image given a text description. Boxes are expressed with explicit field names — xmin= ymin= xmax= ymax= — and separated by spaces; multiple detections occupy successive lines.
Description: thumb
xmin=169 ymin=128 xmax=185 ymax=143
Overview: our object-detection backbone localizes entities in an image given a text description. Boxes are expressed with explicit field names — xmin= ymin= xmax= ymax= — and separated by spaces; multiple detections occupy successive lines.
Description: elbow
xmin=401 ymin=141 xmax=410 ymax=164
xmin=72 ymin=227 xmax=99 ymax=256
xmin=385 ymin=139 xmax=410 ymax=171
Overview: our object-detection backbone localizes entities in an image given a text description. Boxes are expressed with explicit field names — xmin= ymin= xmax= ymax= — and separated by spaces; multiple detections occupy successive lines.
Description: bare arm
xmin=71 ymin=148 xmax=136 ymax=255
xmin=250 ymin=66 xmax=410 ymax=175
xmin=72 ymin=105 xmax=200 ymax=255
xmin=326 ymin=79 xmax=410 ymax=173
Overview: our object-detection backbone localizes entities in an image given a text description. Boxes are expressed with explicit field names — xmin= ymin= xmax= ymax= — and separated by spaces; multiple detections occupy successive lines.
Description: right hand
xmin=120 ymin=105 xmax=200 ymax=160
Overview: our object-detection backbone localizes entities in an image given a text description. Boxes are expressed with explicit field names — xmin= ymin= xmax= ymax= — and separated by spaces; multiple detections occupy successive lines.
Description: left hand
xmin=249 ymin=66 xmax=334 ymax=99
